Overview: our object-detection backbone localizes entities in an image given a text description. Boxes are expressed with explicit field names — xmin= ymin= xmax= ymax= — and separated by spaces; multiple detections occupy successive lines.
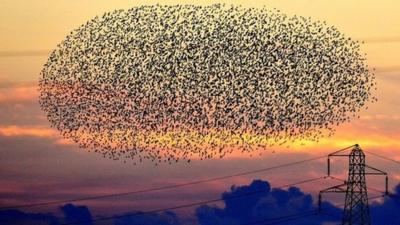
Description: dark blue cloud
xmin=113 ymin=211 xmax=181 ymax=225
xmin=0 ymin=204 xmax=93 ymax=225
xmin=60 ymin=204 xmax=93 ymax=225
xmin=0 ymin=209 xmax=59 ymax=225
xmin=1 ymin=181 xmax=399 ymax=225
xmin=196 ymin=179 xmax=341 ymax=225
xmin=371 ymin=183 xmax=400 ymax=225
xmin=0 ymin=204 xmax=180 ymax=225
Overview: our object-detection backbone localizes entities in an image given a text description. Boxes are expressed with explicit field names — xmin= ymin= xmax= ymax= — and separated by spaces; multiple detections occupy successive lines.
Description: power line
xmin=0 ymin=154 xmax=327 ymax=211
xmin=240 ymin=195 xmax=386 ymax=225
xmin=320 ymin=176 xmax=400 ymax=214
xmin=329 ymin=175 xmax=387 ymax=196
xmin=364 ymin=150 xmax=400 ymax=165
xmin=9 ymin=145 xmax=391 ymax=213
xmin=317 ymin=195 xmax=386 ymax=222
xmin=251 ymin=211 xmax=319 ymax=225
xmin=59 ymin=176 xmax=327 ymax=225
xmin=249 ymin=210 xmax=319 ymax=225
xmin=0 ymin=145 xmax=392 ymax=225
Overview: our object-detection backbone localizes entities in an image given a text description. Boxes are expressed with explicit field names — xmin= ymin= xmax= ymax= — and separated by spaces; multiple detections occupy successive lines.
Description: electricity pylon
xmin=319 ymin=144 xmax=388 ymax=225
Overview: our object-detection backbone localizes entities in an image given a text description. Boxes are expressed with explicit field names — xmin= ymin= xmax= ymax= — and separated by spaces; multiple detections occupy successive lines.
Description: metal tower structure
xmin=342 ymin=146 xmax=370 ymax=225
xmin=319 ymin=144 xmax=388 ymax=225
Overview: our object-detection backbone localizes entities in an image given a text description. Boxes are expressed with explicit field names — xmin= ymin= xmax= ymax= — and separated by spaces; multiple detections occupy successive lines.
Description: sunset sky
xmin=1 ymin=0 xmax=400 ymax=224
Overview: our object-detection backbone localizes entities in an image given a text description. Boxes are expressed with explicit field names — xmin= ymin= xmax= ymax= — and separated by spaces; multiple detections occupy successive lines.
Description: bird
xmin=38 ymin=4 xmax=376 ymax=165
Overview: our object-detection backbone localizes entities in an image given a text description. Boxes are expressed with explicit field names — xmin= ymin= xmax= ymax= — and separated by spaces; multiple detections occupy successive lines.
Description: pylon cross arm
xmin=365 ymin=164 xmax=387 ymax=175
xmin=320 ymin=183 xmax=347 ymax=193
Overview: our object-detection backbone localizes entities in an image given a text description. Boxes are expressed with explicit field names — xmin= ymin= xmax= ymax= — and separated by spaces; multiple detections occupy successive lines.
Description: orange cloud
xmin=1 ymin=81 xmax=398 ymax=159
xmin=360 ymin=115 xmax=400 ymax=121
xmin=0 ymin=124 xmax=398 ymax=161
xmin=285 ymin=124 xmax=400 ymax=151
xmin=55 ymin=138 xmax=74 ymax=145
xmin=0 ymin=85 xmax=38 ymax=102
xmin=0 ymin=125 xmax=57 ymax=138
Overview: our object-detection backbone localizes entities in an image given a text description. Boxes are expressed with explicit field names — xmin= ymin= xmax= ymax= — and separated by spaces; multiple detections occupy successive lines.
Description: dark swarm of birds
xmin=38 ymin=4 xmax=376 ymax=165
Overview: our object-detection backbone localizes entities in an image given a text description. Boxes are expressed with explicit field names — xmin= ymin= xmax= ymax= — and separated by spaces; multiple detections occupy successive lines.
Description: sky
xmin=1 ymin=0 xmax=400 ymax=224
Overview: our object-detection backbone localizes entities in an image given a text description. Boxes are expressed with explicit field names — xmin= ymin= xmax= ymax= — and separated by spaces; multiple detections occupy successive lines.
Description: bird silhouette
xmin=38 ymin=4 xmax=376 ymax=165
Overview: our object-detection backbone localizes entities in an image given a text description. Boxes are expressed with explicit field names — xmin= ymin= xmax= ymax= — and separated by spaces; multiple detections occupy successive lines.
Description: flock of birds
xmin=39 ymin=4 xmax=376 ymax=164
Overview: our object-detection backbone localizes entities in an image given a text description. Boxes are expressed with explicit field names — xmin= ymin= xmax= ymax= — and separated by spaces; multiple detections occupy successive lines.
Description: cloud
xmin=0 ymin=125 xmax=57 ymax=138
xmin=0 ymin=83 xmax=399 ymax=161
xmin=195 ymin=180 xmax=400 ymax=225
xmin=0 ymin=204 xmax=91 ymax=225
xmin=61 ymin=204 xmax=93 ymax=225
xmin=370 ymin=183 xmax=400 ymax=225
xmin=196 ymin=179 xmax=341 ymax=225
xmin=0 ymin=85 xmax=38 ymax=103
xmin=0 ymin=210 xmax=58 ymax=225
xmin=360 ymin=115 xmax=400 ymax=121
xmin=113 ymin=211 xmax=181 ymax=225
xmin=0 ymin=204 xmax=179 ymax=225
xmin=1 ymin=180 xmax=399 ymax=225
xmin=0 ymin=80 xmax=37 ymax=89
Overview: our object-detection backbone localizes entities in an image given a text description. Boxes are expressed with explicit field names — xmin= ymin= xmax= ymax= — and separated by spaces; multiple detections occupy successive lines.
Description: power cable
xmin=241 ymin=194 xmax=385 ymax=225
xmin=0 ymin=154 xmax=327 ymax=211
xmin=364 ymin=150 xmax=400 ymax=165
xmin=58 ymin=176 xmax=327 ymax=225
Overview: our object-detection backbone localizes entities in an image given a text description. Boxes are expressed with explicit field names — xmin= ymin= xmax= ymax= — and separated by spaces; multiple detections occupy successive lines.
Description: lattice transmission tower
xmin=319 ymin=144 xmax=388 ymax=225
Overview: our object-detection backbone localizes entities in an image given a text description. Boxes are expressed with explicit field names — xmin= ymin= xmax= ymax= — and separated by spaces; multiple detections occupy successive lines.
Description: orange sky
xmin=1 ymin=0 xmax=400 ymax=80
xmin=0 ymin=1 xmax=399 ymax=215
